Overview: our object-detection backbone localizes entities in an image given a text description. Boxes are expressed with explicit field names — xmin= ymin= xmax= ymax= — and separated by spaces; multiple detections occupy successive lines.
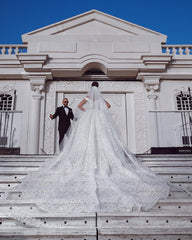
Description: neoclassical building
xmin=0 ymin=10 xmax=192 ymax=155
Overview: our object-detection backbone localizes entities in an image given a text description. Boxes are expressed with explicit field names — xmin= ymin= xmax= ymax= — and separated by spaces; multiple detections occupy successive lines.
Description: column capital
xmin=139 ymin=75 xmax=161 ymax=92
xmin=147 ymin=90 xmax=158 ymax=100
xmin=29 ymin=75 xmax=47 ymax=92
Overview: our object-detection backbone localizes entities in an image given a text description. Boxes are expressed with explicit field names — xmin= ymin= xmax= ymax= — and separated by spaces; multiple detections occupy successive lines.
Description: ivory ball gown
xmin=3 ymin=86 xmax=170 ymax=213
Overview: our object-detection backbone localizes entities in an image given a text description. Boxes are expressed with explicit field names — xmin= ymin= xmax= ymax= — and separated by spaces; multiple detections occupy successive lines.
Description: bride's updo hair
xmin=91 ymin=81 xmax=99 ymax=87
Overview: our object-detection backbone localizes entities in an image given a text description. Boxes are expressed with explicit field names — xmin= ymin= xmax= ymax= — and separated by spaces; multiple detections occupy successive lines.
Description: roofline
xmin=22 ymin=9 xmax=166 ymax=38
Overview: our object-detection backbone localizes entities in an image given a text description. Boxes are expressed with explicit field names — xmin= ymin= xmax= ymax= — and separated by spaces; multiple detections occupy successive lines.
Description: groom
xmin=50 ymin=98 xmax=74 ymax=150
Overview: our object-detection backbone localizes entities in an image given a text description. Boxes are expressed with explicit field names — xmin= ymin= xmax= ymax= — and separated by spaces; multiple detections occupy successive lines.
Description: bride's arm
xmin=105 ymin=100 xmax=111 ymax=109
xmin=78 ymin=98 xmax=87 ymax=111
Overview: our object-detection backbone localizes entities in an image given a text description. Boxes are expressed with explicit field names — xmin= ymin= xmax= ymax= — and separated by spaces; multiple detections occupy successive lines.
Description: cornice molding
xmin=140 ymin=54 xmax=172 ymax=72
xmin=17 ymin=54 xmax=48 ymax=71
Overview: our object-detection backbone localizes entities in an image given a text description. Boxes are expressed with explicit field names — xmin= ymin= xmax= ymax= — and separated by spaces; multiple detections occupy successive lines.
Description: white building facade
xmin=0 ymin=10 xmax=192 ymax=155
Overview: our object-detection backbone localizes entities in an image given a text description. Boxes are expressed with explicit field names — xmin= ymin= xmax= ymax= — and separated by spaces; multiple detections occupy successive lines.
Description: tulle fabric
xmin=2 ymin=87 xmax=170 ymax=213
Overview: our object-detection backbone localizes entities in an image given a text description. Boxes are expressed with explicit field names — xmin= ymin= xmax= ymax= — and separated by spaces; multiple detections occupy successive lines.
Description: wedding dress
xmin=3 ymin=86 xmax=171 ymax=213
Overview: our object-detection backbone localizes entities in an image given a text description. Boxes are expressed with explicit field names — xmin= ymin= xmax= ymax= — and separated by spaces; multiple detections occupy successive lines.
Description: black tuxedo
xmin=52 ymin=106 xmax=74 ymax=144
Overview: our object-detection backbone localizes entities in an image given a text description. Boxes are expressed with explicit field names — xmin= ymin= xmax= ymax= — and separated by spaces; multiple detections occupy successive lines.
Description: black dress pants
xmin=59 ymin=130 xmax=65 ymax=145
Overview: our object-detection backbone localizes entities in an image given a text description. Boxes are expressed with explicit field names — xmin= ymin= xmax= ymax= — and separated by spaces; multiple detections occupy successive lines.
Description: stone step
xmin=1 ymin=160 xmax=192 ymax=168
xmin=137 ymin=154 xmax=192 ymax=160
xmin=0 ymin=228 xmax=96 ymax=240
xmin=6 ymin=173 xmax=192 ymax=184
xmin=0 ymin=162 xmax=44 ymax=167
xmin=155 ymin=169 xmax=192 ymax=174
xmin=0 ymin=214 xmax=191 ymax=239
xmin=0 ymin=167 xmax=39 ymax=171
xmin=150 ymin=165 xmax=192 ymax=170
xmin=0 ymin=171 xmax=29 ymax=175
xmin=0 ymin=231 xmax=191 ymax=240
xmin=0 ymin=154 xmax=54 ymax=159
xmin=144 ymin=161 xmax=192 ymax=167
xmin=0 ymin=232 xmax=191 ymax=240
xmin=0 ymin=153 xmax=190 ymax=160
xmin=0 ymin=190 xmax=189 ymax=199
xmin=0 ymin=236 xmax=93 ymax=240
xmin=0 ymin=169 xmax=191 ymax=176
xmin=1 ymin=156 xmax=192 ymax=163
xmin=0 ymin=173 xmax=191 ymax=185
xmin=0 ymin=175 xmax=25 ymax=181
xmin=0 ymin=156 xmax=191 ymax=165
xmin=161 ymin=174 xmax=192 ymax=182
xmin=0 ymin=165 xmax=191 ymax=174
xmin=0 ymin=167 xmax=191 ymax=175
xmin=0 ymin=159 xmax=47 ymax=162
xmin=98 ymin=227 xmax=192 ymax=240
xmin=1 ymin=174 xmax=189 ymax=182
xmin=0 ymin=216 xmax=192 ymax=230
xmin=142 ymin=158 xmax=192 ymax=162
xmin=0 ymin=155 xmax=192 ymax=176
xmin=0 ymin=203 xmax=192 ymax=216
xmin=97 ymin=214 xmax=192 ymax=229
xmin=0 ymin=154 xmax=191 ymax=162
xmin=0 ymin=212 xmax=96 ymax=228
xmin=0 ymin=186 xmax=191 ymax=199
xmin=0 ymin=208 xmax=191 ymax=225
xmin=0 ymin=187 xmax=184 ymax=195
xmin=0 ymin=183 xmax=192 ymax=200
xmin=0 ymin=198 xmax=192 ymax=214
xmin=0 ymin=180 xmax=191 ymax=193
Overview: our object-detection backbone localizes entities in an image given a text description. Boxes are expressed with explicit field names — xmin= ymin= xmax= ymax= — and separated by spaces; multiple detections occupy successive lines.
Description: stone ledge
xmin=0 ymin=228 xmax=96 ymax=236
xmin=98 ymin=227 xmax=192 ymax=235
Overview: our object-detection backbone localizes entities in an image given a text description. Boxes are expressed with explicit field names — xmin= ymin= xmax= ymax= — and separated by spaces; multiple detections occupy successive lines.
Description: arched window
xmin=83 ymin=68 xmax=105 ymax=76
xmin=0 ymin=94 xmax=13 ymax=110
xmin=176 ymin=91 xmax=192 ymax=110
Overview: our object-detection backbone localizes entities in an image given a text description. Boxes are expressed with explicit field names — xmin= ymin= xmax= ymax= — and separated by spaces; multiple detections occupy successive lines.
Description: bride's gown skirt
xmin=5 ymin=107 xmax=170 ymax=213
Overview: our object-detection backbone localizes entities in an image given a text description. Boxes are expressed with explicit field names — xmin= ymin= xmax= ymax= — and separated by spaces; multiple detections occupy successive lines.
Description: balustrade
xmin=162 ymin=45 xmax=192 ymax=55
xmin=0 ymin=45 xmax=27 ymax=55
xmin=0 ymin=110 xmax=22 ymax=150
xmin=149 ymin=110 xmax=192 ymax=149
xmin=1 ymin=44 xmax=192 ymax=57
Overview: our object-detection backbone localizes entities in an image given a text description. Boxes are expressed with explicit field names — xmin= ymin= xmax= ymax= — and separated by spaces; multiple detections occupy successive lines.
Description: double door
xmin=55 ymin=92 xmax=128 ymax=153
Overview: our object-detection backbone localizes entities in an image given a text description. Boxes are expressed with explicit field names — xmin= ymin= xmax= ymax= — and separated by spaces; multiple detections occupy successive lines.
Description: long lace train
xmin=3 ymin=102 xmax=171 ymax=213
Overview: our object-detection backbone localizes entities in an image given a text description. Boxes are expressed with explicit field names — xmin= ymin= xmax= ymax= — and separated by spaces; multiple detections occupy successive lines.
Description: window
xmin=176 ymin=89 xmax=192 ymax=146
xmin=0 ymin=94 xmax=13 ymax=110
xmin=83 ymin=68 xmax=105 ymax=75
xmin=176 ymin=90 xmax=192 ymax=110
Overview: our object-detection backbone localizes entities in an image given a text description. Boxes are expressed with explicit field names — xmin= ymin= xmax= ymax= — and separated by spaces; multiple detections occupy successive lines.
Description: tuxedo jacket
xmin=52 ymin=106 xmax=74 ymax=133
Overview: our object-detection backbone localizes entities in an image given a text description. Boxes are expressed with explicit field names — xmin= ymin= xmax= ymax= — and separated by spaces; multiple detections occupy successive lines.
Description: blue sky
xmin=1 ymin=0 xmax=192 ymax=44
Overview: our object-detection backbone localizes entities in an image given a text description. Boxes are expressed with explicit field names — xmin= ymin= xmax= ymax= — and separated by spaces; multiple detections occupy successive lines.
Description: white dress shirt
xmin=63 ymin=106 xmax=69 ymax=115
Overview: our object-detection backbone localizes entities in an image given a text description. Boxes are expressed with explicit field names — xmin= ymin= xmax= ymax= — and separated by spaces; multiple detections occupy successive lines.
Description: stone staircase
xmin=0 ymin=154 xmax=192 ymax=240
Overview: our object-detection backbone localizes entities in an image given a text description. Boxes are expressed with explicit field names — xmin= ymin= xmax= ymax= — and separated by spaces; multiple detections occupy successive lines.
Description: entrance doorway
xmin=55 ymin=92 xmax=128 ymax=153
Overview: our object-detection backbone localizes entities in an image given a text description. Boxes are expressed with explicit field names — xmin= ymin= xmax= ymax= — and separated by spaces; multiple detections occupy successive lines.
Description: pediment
xmin=53 ymin=19 xmax=136 ymax=36
xmin=22 ymin=10 xmax=167 ymax=41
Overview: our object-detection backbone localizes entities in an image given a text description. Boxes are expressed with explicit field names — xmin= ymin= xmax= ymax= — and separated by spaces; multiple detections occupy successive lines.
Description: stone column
xmin=28 ymin=76 xmax=46 ymax=154
xmin=143 ymin=76 xmax=160 ymax=148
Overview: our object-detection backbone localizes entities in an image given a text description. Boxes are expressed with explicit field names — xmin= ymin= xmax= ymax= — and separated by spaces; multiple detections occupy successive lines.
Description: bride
xmin=3 ymin=81 xmax=171 ymax=213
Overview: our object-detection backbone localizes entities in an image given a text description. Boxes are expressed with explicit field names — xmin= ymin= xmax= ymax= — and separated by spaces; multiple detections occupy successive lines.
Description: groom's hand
xmin=50 ymin=114 xmax=53 ymax=119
